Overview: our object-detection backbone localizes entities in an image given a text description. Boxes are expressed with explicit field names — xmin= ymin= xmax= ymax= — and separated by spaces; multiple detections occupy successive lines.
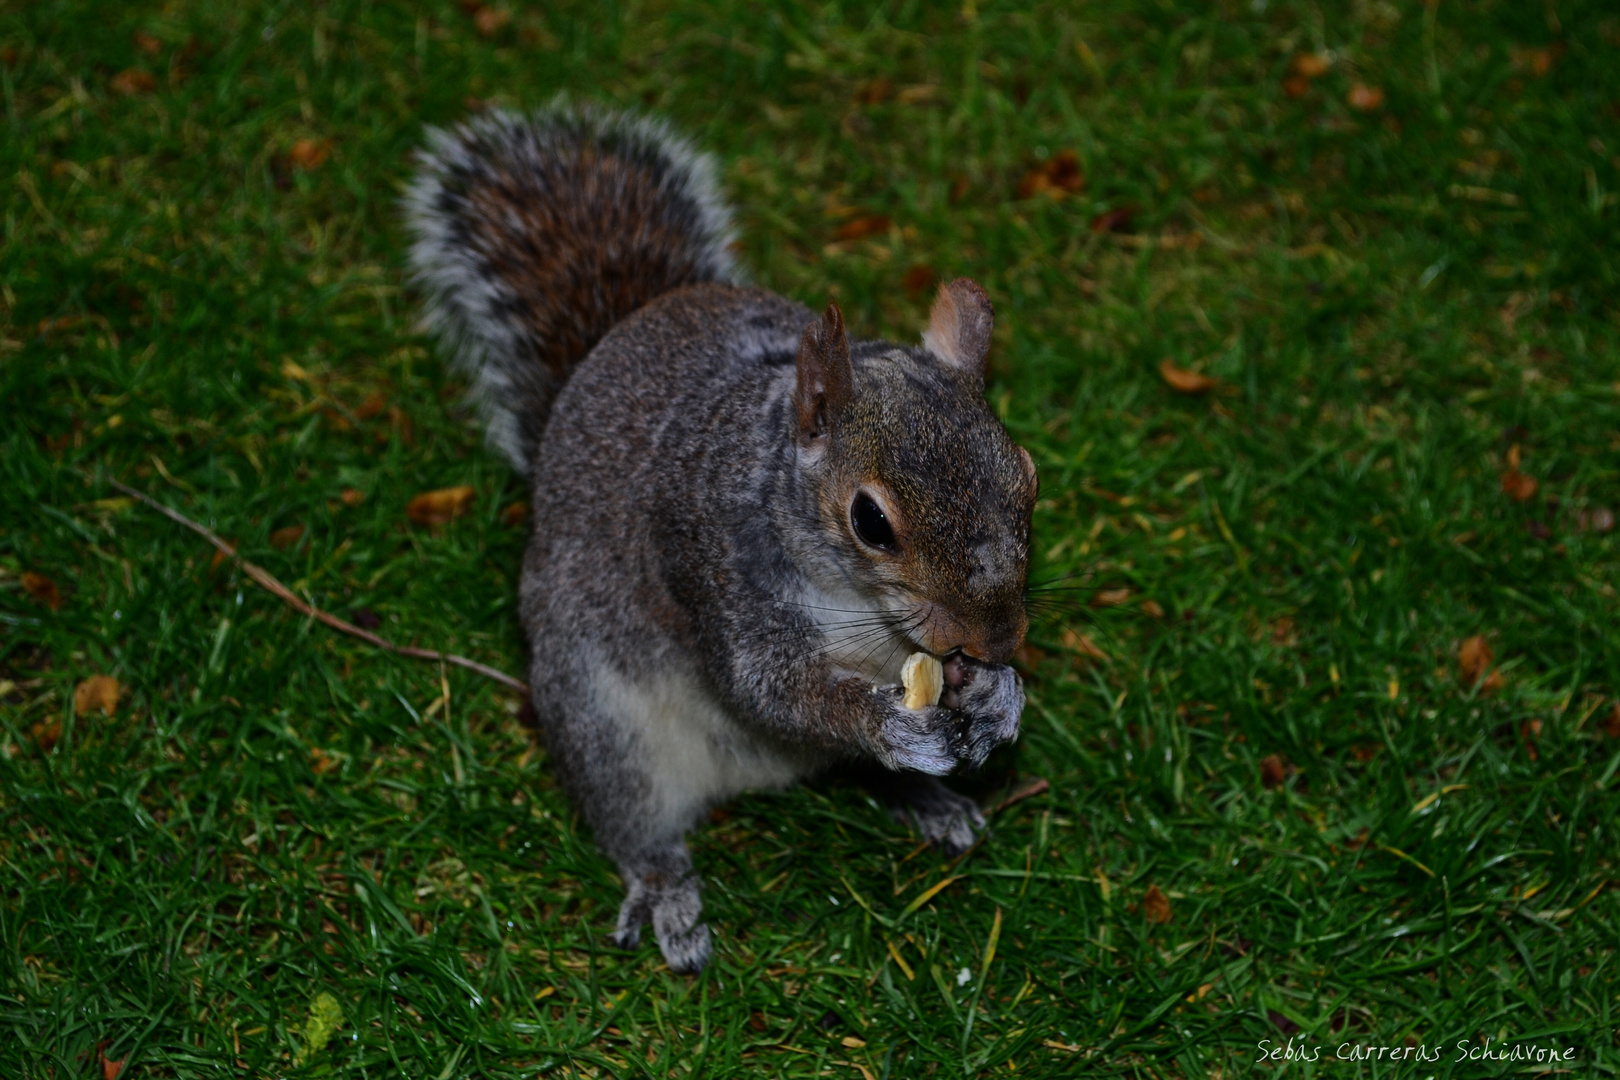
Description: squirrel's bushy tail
xmin=404 ymin=102 xmax=739 ymax=470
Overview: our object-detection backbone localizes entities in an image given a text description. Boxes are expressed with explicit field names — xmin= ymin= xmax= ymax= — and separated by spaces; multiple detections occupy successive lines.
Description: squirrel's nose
xmin=960 ymin=609 xmax=1027 ymax=665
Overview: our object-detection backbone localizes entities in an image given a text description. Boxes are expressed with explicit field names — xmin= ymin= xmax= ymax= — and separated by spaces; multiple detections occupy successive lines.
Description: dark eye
xmin=850 ymin=493 xmax=896 ymax=550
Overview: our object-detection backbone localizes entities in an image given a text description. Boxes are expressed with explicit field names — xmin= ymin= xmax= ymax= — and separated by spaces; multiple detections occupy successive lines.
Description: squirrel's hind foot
xmin=611 ymin=842 xmax=712 ymax=973
xmin=880 ymin=774 xmax=986 ymax=856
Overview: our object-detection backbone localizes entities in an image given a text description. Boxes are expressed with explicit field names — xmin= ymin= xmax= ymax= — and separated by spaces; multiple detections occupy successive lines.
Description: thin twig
xmin=108 ymin=479 xmax=531 ymax=695
xmin=992 ymin=776 xmax=1051 ymax=814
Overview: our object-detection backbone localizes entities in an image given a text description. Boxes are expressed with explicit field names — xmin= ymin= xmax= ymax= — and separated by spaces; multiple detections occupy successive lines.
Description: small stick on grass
xmin=109 ymin=479 xmax=531 ymax=695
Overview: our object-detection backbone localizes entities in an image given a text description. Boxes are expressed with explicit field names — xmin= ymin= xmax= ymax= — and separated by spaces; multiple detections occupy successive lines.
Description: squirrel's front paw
xmin=875 ymin=662 xmax=1023 ymax=774
xmin=945 ymin=661 xmax=1024 ymax=769
xmin=875 ymin=690 xmax=960 ymax=775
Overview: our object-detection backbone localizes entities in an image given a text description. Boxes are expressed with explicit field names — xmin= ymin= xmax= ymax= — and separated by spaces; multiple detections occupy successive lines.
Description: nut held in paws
xmin=901 ymin=652 xmax=945 ymax=710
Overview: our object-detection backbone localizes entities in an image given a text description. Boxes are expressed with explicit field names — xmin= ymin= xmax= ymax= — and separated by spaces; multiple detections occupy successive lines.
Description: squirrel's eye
xmin=850 ymin=493 xmax=896 ymax=550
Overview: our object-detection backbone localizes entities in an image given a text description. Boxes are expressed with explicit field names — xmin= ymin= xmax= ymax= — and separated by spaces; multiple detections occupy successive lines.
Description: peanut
xmin=901 ymin=652 xmax=944 ymax=710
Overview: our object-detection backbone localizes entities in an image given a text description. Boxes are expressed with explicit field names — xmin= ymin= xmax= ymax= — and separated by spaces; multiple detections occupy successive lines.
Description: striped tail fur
xmin=403 ymin=102 xmax=739 ymax=470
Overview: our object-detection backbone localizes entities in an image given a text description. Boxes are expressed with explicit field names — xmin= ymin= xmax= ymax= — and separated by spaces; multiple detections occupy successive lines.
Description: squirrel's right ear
xmin=796 ymin=302 xmax=853 ymax=441
xmin=922 ymin=278 xmax=994 ymax=381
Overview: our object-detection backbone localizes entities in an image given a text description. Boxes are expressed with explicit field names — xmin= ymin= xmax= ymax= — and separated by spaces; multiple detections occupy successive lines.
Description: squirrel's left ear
xmin=922 ymin=278 xmax=994 ymax=379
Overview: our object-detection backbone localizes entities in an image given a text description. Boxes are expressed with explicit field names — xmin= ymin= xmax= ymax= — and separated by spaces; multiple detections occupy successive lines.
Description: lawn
xmin=2 ymin=0 xmax=1618 ymax=1076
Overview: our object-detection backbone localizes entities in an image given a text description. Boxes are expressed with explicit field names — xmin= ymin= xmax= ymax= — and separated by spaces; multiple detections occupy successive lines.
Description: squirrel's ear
xmin=922 ymin=278 xmax=994 ymax=379
xmin=796 ymin=302 xmax=852 ymax=440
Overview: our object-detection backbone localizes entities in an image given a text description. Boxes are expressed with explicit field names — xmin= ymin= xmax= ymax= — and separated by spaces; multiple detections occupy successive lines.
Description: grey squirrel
xmin=405 ymin=102 xmax=1035 ymax=973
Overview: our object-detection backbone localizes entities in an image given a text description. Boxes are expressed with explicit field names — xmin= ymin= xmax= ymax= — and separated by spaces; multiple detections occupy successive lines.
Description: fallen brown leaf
xmin=407 ymin=486 xmax=477 ymax=526
xmin=853 ymin=77 xmax=893 ymax=105
xmin=310 ymin=746 xmax=340 ymax=775
xmin=98 ymin=1044 xmax=126 ymax=1080
xmin=110 ymin=69 xmax=156 ymax=95
xmin=1282 ymin=76 xmax=1310 ymax=98
xmin=133 ymin=30 xmax=163 ymax=55
xmin=354 ymin=392 xmax=387 ymax=420
xmin=30 ymin=718 xmax=63 ymax=752
xmin=1060 ymin=627 xmax=1109 ymax=661
xmin=500 ymin=501 xmax=528 ymax=527
xmin=1457 ymin=635 xmax=1493 ymax=684
xmin=1521 ymin=719 xmax=1542 ymax=760
xmin=1346 ymin=83 xmax=1385 ymax=111
xmin=1601 ymin=704 xmax=1620 ymax=740
xmin=472 ymin=6 xmax=511 ymax=36
xmin=286 ymin=138 xmax=330 ymax=171
xmin=209 ymin=539 xmax=238 ymax=573
xmin=901 ymin=263 xmax=938 ymax=297
xmin=1292 ymin=53 xmax=1332 ymax=78
xmin=1260 ymin=753 xmax=1288 ymax=789
xmin=1090 ymin=587 xmax=1132 ymax=607
xmin=1140 ymin=599 xmax=1165 ymax=619
xmin=21 ymin=571 xmax=63 ymax=610
xmin=1017 ymin=149 xmax=1084 ymax=199
xmin=833 ymin=215 xmax=891 ymax=242
xmin=1158 ymin=359 xmax=1218 ymax=395
xmin=1142 ymin=883 xmax=1172 ymax=924
xmin=339 ymin=487 xmax=365 ymax=507
xmin=1349 ymin=744 xmax=1380 ymax=762
xmin=1457 ymin=635 xmax=1503 ymax=694
xmin=1500 ymin=470 xmax=1537 ymax=502
xmin=1089 ymin=206 xmax=1134 ymax=234
xmin=270 ymin=524 xmax=305 ymax=549
xmin=1511 ymin=44 xmax=1562 ymax=77
xmin=74 ymin=674 xmax=121 ymax=718
xmin=1271 ymin=617 xmax=1296 ymax=645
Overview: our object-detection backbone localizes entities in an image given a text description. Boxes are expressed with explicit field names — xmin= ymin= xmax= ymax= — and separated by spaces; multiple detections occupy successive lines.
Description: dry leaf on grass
xmin=1601 ymin=704 xmax=1620 ymax=740
xmin=833 ymin=215 xmax=891 ymax=242
xmin=30 ymin=718 xmax=63 ymax=752
xmin=1346 ymin=83 xmax=1385 ymax=111
xmin=1521 ymin=719 xmax=1542 ymax=761
xmin=1017 ymin=150 xmax=1084 ymax=199
xmin=133 ymin=30 xmax=163 ymax=55
xmin=500 ymin=501 xmax=528 ymax=527
xmin=21 ymin=571 xmax=63 ymax=610
xmin=354 ymin=392 xmax=387 ymax=420
xmin=1158 ymin=359 xmax=1218 ymax=395
xmin=1090 ymin=587 xmax=1132 ymax=607
xmin=1260 ymin=753 xmax=1288 ymax=789
xmin=110 ymin=69 xmax=156 ymax=95
xmin=1292 ymin=53 xmax=1332 ymax=78
xmin=1140 ymin=599 xmax=1165 ymax=618
xmin=853 ymin=77 xmax=893 ymax=105
xmin=472 ymin=6 xmax=511 ymax=36
xmin=407 ymin=486 xmax=476 ymax=526
xmin=1283 ymin=76 xmax=1311 ymax=98
xmin=1458 ymin=635 xmax=1503 ymax=694
xmin=270 ymin=524 xmax=304 ymax=549
xmin=74 ymin=675 xmax=120 ymax=717
xmin=901 ymin=263 xmax=938 ymax=296
xmin=339 ymin=487 xmax=365 ymax=507
xmin=309 ymin=747 xmax=340 ymax=774
xmin=1510 ymin=45 xmax=1562 ymax=77
xmin=1060 ymin=627 xmax=1109 ymax=661
xmin=286 ymin=138 xmax=331 ymax=171
xmin=1089 ymin=207 xmax=1135 ymax=234
xmin=1142 ymin=884 xmax=1172 ymax=924
xmin=96 ymin=1043 xmax=126 ymax=1080
xmin=1500 ymin=471 xmax=1538 ymax=502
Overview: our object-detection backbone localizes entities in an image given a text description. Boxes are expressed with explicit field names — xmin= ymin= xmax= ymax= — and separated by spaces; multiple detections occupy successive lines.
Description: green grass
xmin=2 ymin=0 xmax=1618 ymax=1076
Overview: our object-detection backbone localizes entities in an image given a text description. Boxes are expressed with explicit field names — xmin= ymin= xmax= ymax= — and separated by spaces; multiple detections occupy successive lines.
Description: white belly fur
xmin=589 ymin=662 xmax=813 ymax=837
